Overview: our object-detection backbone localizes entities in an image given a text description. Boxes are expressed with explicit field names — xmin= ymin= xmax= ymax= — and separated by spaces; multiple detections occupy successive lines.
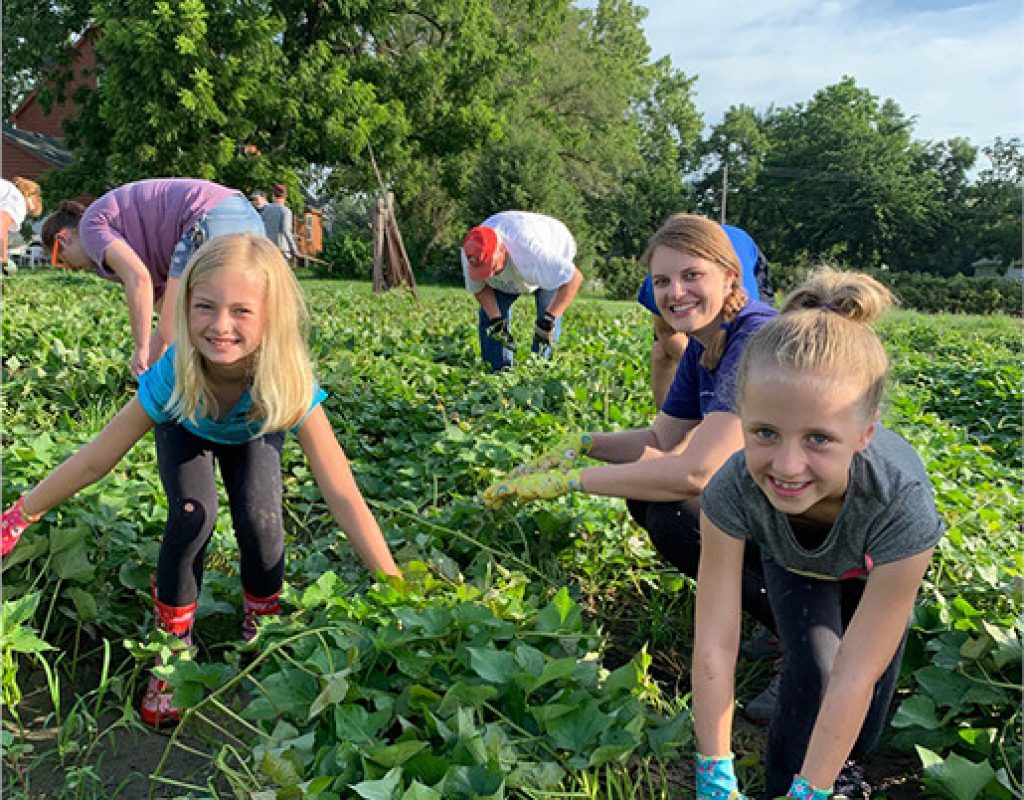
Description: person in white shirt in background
xmin=460 ymin=210 xmax=584 ymax=372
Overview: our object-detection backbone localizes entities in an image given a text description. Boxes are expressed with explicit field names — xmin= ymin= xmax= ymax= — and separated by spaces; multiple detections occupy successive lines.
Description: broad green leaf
xmin=440 ymin=764 xmax=504 ymax=799
xmin=512 ymin=643 xmax=545 ymax=675
xmin=404 ymin=752 xmax=450 ymax=786
xmin=65 ymin=586 xmax=99 ymax=622
xmin=3 ymin=626 xmax=54 ymax=654
xmin=362 ymin=740 xmax=429 ymax=767
xmin=506 ymin=760 xmax=564 ymax=790
xmin=892 ymin=695 xmax=942 ymax=730
xmin=589 ymin=727 xmax=640 ymax=767
xmin=543 ymin=698 xmax=611 ymax=753
xmin=259 ymin=750 xmax=302 ymax=785
xmin=401 ymin=782 xmax=441 ymax=800
xmin=530 ymin=703 xmax=574 ymax=724
xmin=351 ymin=766 xmax=402 ymax=800
xmin=467 ymin=646 xmax=516 ymax=683
xmin=407 ymin=684 xmax=443 ymax=711
xmin=438 ymin=682 xmax=498 ymax=716
xmin=301 ymin=571 xmax=342 ymax=608
xmin=535 ymin=587 xmax=580 ymax=632
xmin=917 ymin=746 xmax=998 ymax=800
xmin=1 ymin=593 xmax=42 ymax=631
xmin=244 ymin=669 xmax=318 ymax=722
xmin=49 ymin=527 xmax=94 ymax=581
xmin=309 ymin=673 xmax=351 ymax=720
xmin=913 ymin=665 xmax=973 ymax=710
xmin=333 ymin=704 xmax=390 ymax=744
xmin=647 ymin=712 xmax=692 ymax=757
xmin=603 ymin=659 xmax=642 ymax=695
xmin=393 ymin=607 xmax=453 ymax=637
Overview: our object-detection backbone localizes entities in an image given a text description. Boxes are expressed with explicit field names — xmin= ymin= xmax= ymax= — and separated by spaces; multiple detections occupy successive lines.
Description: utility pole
xmin=720 ymin=161 xmax=729 ymax=224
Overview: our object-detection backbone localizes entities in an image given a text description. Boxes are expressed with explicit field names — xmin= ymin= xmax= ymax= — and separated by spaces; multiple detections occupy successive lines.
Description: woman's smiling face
xmin=649 ymin=245 xmax=736 ymax=344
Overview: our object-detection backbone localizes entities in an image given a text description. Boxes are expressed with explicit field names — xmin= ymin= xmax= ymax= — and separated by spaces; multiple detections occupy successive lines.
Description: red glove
xmin=2 ymin=497 xmax=40 ymax=557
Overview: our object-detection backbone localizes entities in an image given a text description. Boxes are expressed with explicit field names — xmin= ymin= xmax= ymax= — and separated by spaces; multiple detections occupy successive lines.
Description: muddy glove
xmin=533 ymin=311 xmax=557 ymax=347
xmin=2 ymin=497 xmax=41 ymax=557
xmin=511 ymin=432 xmax=593 ymax=477
xmin=696 ymin=753 xmax=747 ymax=800
xmin=485 ymin=316 xmax=514 ymax=349
xmin=482 ymin=468 xmax=583 ymax=509
xmin=785 ymin=776 xmax=832 ymax=799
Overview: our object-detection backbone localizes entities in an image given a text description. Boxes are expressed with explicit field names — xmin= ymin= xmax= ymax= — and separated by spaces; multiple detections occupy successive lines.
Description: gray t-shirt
xmin=702 ymin=426 xmax=944 ymax=580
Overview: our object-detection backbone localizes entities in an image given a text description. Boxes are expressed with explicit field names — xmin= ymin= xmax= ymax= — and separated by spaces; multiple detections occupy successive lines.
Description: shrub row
xmin=772 ymin=264 xmax=1022 ymax=316
xmin=596 ymin=255 xmax=1021 ymax=316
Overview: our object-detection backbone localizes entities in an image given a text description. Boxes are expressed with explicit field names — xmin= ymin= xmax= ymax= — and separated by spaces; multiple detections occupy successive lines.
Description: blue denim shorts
xmin=168 ymin=193 xmax=266 ymax=279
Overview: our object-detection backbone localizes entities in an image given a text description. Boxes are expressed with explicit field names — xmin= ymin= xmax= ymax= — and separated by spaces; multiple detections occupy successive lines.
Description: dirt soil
xmin=3 ymin=670 xmax=221 ymax=800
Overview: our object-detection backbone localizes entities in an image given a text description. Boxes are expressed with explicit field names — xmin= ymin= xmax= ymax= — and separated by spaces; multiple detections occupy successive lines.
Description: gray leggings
xmin=154 ymin=423 xmax=286 ymax=606
xmin=761 ymin=555 xmax=907 ymax=799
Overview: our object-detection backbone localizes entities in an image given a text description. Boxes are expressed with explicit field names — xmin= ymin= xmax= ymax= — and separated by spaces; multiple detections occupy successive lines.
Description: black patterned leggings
xmin=626 ymin=498 xmax=777 ymax=631
xmin=761 ymin=556 xmax=906 ymax=798
xmin=153 ymin=423 xmax=286 ymax=606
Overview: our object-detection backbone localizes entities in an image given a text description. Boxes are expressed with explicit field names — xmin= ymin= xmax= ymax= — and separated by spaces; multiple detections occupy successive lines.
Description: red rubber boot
xmin=241 ymin=589 xmax=281 ymax=643
xmin=139 ymin=587 xmax=197 ymax=729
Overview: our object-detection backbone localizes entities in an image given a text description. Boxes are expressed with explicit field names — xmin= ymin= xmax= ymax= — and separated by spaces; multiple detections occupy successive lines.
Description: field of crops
xmin=2 ymin=270 xmax=1021 ymax=800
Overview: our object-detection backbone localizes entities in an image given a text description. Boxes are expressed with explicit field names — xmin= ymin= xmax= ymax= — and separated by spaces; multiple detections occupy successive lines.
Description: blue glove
xmin=696 ymin=753 xmax=747 ymax=799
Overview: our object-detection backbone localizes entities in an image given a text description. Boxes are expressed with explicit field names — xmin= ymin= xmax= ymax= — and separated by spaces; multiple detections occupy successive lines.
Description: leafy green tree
xmin=751 ymin=78 xmax=946 ymax=270
xmin=597 ymin=57 xmax=702 ymax=259
xmin=894 ymin=137 xmax=977 ymax=275
xmin=313 ymin=0 xmax=565 ymax=275
xmin=969 ymin=137 xmax=1023 ymax=267
xmin=1 ymin=0 xmax=92 ymax=118
xmin=463 ymin=0 xmax=651 ymax=267
xmin=695 ymin=104 xmax=770 ymax=227
xmin=468 ymin=0 xmax=702 ymax=270
xmin=49 ymin=0 xmax=405 ymax=201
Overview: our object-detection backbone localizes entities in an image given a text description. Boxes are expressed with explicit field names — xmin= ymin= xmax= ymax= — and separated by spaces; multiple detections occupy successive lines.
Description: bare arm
xmin=692 ymin=514 xmax=746 ymax=757
xmin=0 ymin=210 xmax=13 ymax=261
xmin=296 ymin=406 xmax=401 ymax=578
xmin=103 ymin=239 xmax=157 ymax=377
xmin=542 ymin=266 xmax=584 ymax=318
xmin=149 ymin=275 xmax=180 ymax=366
xmin=474 ymin=286 xmax=501 ymax=320
xmin=586 ymin=410 xmax=696 ymax=464
xmin=581 ymin=411 xmax=744 ymax=501
xmin=650 ymin=315 xmax=687 ymax=411
xmin=21 ymin=398 xmax=155 ymax=517
xmin=799 ymin=550 xmax=934 ymax=790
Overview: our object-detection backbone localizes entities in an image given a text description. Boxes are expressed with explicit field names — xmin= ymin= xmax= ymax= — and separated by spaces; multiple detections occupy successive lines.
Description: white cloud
xmin=582 ymin=0 xmax=1023 ymax=146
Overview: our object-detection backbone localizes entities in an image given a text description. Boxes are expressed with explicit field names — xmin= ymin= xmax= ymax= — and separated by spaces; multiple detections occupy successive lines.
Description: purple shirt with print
xmin=79 ymin=178 xmax=235 ymax=300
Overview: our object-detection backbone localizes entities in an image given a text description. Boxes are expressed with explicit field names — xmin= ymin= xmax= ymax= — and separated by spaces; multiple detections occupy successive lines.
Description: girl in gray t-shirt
xmin=691 ymin=270 xmax=944 ymax=800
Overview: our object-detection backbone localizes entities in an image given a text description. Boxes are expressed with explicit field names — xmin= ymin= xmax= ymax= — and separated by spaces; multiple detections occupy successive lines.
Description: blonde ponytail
xmin=737 ymin=268 xmax=895 ymax=421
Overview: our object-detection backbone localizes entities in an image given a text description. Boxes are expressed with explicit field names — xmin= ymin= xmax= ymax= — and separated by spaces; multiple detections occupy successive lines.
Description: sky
xmin=579 ymin=0 xmax=1023 ymax=151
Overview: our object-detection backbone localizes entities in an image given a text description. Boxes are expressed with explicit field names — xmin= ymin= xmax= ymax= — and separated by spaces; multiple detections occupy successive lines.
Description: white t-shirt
xmin=0 ymin=179 xmax=28 ymax=233
xmin=461 ymin=211 xmax=577 ymax=294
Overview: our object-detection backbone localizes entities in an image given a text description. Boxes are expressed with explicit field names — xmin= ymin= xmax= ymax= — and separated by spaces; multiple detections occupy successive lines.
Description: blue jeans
xmin=478 ymin=287 xmax=562 ymax=372
xmin=168 ymin=193 xmax=266 ymax=279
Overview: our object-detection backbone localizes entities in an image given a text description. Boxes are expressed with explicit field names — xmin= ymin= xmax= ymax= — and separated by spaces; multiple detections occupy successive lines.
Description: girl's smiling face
xmin=649 ymin=245 xmax=736 ymax=344
xmin=741 ymin=370 xmax=877 ymax=524
xmin=188 ymin=267 xmax=267 ymax=376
